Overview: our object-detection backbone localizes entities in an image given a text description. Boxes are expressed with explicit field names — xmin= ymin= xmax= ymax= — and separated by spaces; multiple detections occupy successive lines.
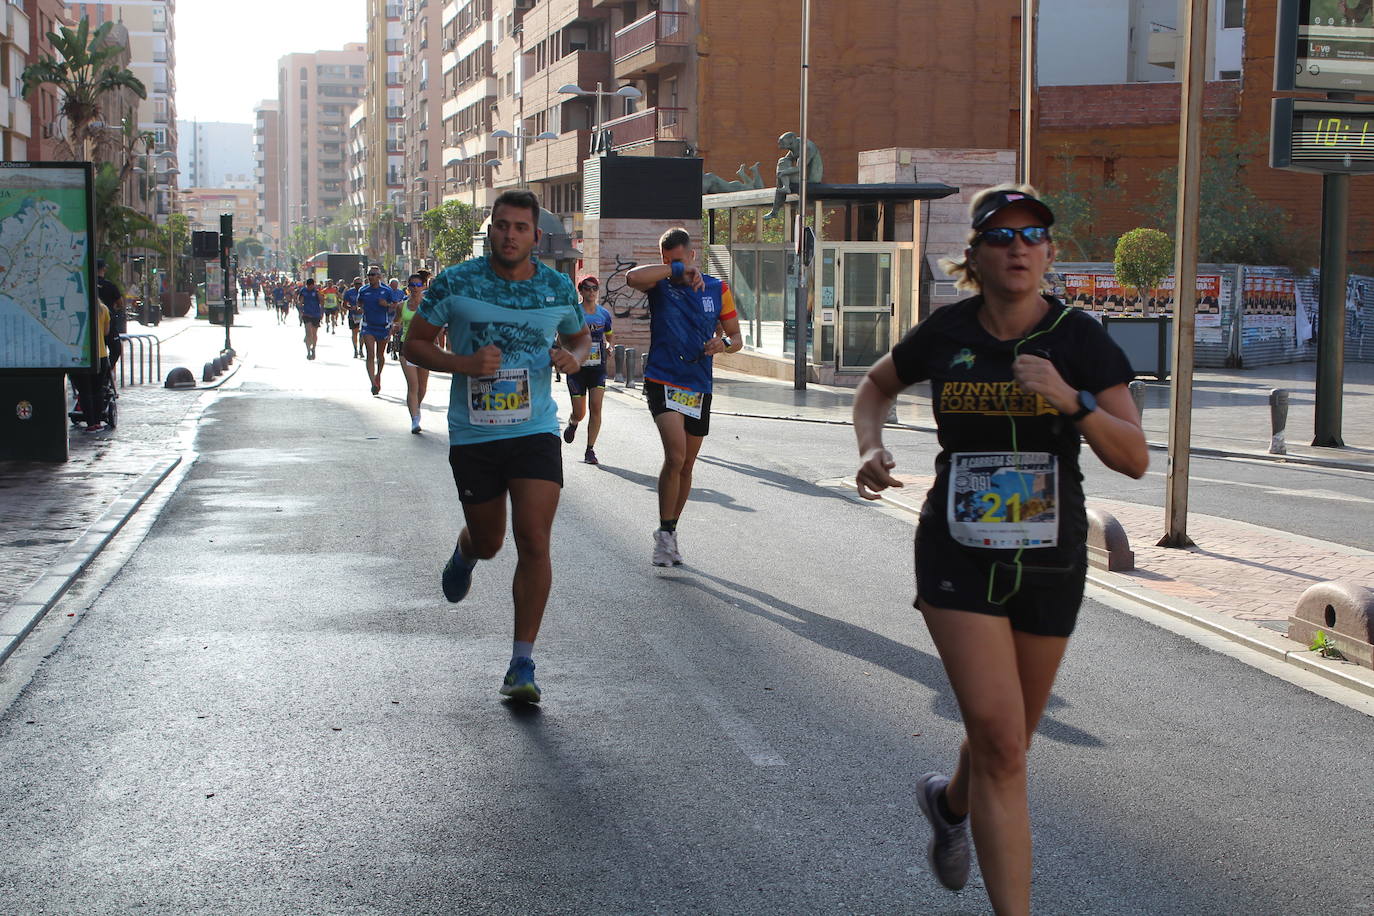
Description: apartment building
xmin=253 ymin=100 xmax=281 ymax=250
xmin=346 ymin=100 xmax=368 ymax=249
xmin=66 ymin=1 xmax=178 ymax=220
xmin=180 ymin=187 xmax=255 ymax=233
xmin=4 ymin=1 xmax=71 ymax=161
xmin=401 ymin=0 xmax=446 ymax=265
xmin=177 ymin=120 xmax=254 ymax=189
xmin=275 ymin=44 xmax=366 ymax=231
xmin=364 ymin=0 xmax=405 ymax=221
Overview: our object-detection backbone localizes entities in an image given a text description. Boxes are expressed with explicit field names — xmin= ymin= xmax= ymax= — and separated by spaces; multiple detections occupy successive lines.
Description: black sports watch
xmin=719 ymin=336 xmax=733 ymax=350
xmin=1069 ymin=389 xmax=1097 ymax=422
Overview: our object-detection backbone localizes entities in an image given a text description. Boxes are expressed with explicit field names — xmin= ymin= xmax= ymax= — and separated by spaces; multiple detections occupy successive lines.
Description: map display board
xmin=0 ymin=162 xmax=96 ymax=372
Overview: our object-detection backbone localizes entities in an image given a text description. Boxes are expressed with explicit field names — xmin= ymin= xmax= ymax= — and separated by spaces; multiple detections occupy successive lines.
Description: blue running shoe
xmin=500 ymin=656 xmax=541 ymax=703
xmin=441 ymin=549 xmax=476 ymax=603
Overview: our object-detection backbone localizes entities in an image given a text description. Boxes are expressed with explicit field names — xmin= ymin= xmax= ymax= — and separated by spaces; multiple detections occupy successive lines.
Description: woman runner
xmin=852 ymin=185 xmax=1148 ymax=916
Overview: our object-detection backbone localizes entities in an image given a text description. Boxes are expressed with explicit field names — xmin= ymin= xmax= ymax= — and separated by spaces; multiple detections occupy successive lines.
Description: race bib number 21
xmin=947 ymin=452 xmax=1058 ymax=548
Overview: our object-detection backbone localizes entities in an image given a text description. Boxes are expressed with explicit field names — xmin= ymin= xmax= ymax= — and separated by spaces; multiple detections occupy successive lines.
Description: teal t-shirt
xmin=419 ymin=257 xmax=583 ymax=445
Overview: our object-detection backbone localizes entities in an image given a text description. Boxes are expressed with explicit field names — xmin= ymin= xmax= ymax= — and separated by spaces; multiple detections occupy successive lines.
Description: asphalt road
xmin=0 ymin=319 xmax=1369 ymax=915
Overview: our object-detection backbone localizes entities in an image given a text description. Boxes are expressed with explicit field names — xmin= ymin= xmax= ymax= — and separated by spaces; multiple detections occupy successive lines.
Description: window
xmin=1223 ymin=0 xmax=1243 ymax=29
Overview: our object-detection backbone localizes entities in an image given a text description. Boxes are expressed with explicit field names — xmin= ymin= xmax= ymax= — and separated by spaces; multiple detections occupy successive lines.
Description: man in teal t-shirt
xmin=404 ymin=190 xmax=588 ymax=705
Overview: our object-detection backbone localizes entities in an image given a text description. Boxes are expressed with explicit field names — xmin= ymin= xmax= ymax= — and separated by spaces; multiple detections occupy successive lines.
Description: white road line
xmin=643 ymin=634 xmax=787 ymax=767
xmin=1143 ymin=470 xmax=1374 ymax=505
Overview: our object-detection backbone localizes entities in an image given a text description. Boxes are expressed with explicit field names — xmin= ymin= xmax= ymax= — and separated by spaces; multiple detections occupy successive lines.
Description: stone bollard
xmin=1288 ymin=581 xmax=1374 ymax=669
xmin=202 ymin=361 xmax=218 ymax=382
xmin=164 ymin=366 xmax=196 ymax=389
xmin=624 ymin=347 xmax=638 ymax=389
xmin=1086 ymin=508 xmax=1134 ymax=572
xmin=885 ymin=404 xmax=899 ymax=425
xmin=1269 ymin=388 xmax=1289 ymax=455
xmin=612 ymin=345 xmax=625 ymax=383
xmin=1128 ymin=380 xmax=1146 ymax=419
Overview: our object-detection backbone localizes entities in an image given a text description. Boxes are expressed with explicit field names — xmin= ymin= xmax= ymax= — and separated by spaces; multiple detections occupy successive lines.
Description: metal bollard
xmin=612 ymin=345 xmax=625 ymax=383
xmin=624 ymin=347 xmax=638 ymax=389
xmin=1128 ymin=380 xmax=1146 ymax=419
xmin=202 ymin=361 xmax=218 ymax=382
xmin=1269 ymin=388 xmax=1289 ymax=455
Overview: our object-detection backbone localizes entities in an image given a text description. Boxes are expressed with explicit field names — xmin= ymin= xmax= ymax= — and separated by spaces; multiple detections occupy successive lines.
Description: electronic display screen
xmin=1293 ymin=0 xmax=1374 ymax=91
xmin=1292 ymin=110 xmax=1374 ymax=162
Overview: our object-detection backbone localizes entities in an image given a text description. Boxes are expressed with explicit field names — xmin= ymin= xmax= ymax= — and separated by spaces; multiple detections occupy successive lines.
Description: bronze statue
xmin=765 ymin=131 xmax=823 ymax=219
xmin=703 ymin=161 xmax=765 ymax=194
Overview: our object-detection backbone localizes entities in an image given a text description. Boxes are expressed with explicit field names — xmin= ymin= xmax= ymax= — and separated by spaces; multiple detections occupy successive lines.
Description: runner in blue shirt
xmin=271 ymin=281 xmax=288 ymax=325
xmin=358 ymin=267 xmax=403 ymax=395
xmin=404 ymin=189 xmax=589 ymax=704
xmin=627 ymin=227 xmax=743 ymax=567
xmin=561 ymin=274 xmax=614 ymax=465
xmin=297 ymin=278 xmax=323 ymax=361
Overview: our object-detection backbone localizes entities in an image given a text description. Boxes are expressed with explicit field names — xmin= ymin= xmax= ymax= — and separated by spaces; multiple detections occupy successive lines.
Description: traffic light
xmin=191 ymin=231 xmax=220 ymax=258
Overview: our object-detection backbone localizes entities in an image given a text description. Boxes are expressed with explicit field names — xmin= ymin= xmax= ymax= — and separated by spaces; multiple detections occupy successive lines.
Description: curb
xmin=0 ymin=457 xmax=181 ymax=667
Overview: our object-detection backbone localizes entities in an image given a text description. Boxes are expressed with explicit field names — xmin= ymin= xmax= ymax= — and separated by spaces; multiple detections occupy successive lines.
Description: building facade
xmin=402 ymin=0 xmax=446 ymax=268
xmin=66 ymin=1 xmax=178 ymax=221
xmin=364 ymin=1 xmax=405 ymax=225
xmin=253 ymin=100 xmax=281 ymax=259
xmin=177 ymin=119 xmax=254 ymax=189
xmin=179 ymin=186 xmax=255 ymax=233
xmin=275 ymin=44 xmax=367 ymax=234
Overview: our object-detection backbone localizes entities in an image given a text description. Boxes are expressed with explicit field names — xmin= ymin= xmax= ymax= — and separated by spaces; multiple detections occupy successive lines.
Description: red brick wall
xmin=696 ymin=0 xmax=1021 ymax=186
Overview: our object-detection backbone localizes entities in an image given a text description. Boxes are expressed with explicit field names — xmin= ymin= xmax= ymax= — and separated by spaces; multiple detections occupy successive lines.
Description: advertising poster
xmin=1062 ymin=273 xmax=1096 ymax=314
xmin=1092 ymin=275 xmax=1135 ymax=316
xmin=1242 ymin=274 xmax=1297 ymax=336
xmin=0 ymin=162 xmax=96 ymax=372
xmin=1150 ymin=275 xmax=1223 ymax=325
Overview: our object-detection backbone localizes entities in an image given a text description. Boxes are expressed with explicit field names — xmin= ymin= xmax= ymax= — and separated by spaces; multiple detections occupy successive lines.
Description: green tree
xmin=93 ymin=162 xmax=153 ymax=273
xmin=20 ymin=17 xmax=147 ymax=158
xmin=134 ymin=213 xmax=190 ymax=307
xmin=1143 ymin=126 xmax=1310 ymax=268
xmin=420 ymin=200 xmax=480 ymax=266
xmin=1114 ymin=228 xmax=1174 ymax=315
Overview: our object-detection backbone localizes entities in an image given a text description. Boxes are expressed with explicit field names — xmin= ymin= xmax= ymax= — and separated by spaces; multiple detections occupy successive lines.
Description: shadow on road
xmin=593 ymin=463 xmax=756 ymax=513
xmin=664 ymin=569 xmax=1104 ymax=749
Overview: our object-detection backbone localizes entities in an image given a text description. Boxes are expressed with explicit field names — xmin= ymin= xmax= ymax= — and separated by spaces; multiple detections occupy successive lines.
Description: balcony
xmin=602 ymin=106 xmax=686 ymax=153
xmin=534 ymin=50 xmax=610 ymax=110
xmin=613 ymin=11 xmax=688 ymax=80
xmin=386 ymin=3 xmax=403 ymax=16
xmin=386 ymin=105 xmax=405 ymax=119
xmin=525 ymin=131 xmax=589 ymax=185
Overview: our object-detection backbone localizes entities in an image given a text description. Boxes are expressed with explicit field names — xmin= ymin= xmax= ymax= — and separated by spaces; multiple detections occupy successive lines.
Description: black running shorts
xmin=644 ymin=380 xmax=712 ymax=437
xmin=566 ymin=365 xmax=606 ymax=397
xmin=448 ymin=433 xmax=563 ymax=504
xmin=914 ymin=527 xmax=1088 ymax=638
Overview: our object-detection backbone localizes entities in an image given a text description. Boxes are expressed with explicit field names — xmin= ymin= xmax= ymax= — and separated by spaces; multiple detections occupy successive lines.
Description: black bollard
xmin=1269 ymin=388 xmax=1289 ymax=455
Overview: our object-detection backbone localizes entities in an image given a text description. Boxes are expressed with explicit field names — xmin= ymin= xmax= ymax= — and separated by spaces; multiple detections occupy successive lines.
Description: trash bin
xmin=208 ymin=304 xmax=225 ymax=325
xmin=139 ymin=299 xmax=161 ymax=326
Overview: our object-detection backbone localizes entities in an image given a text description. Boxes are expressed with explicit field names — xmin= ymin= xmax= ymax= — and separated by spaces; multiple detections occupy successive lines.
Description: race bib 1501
xmin=947 ymin=452 xmax=1058 ymax=548
xmin=468 ymin=368 xmax=532 ymax=426
xmin=664 ymin=385 xmax=704 ymax=419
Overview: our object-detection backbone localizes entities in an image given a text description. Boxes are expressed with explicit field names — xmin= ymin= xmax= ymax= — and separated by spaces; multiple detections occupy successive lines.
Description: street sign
xmin=1271 ymin=97 xmax=1374 ymax=173
xmin=1275 ymin=0 xmax=1374 ymax=93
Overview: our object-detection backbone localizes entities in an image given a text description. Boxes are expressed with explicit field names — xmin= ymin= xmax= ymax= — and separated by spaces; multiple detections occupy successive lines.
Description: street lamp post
xmin=491 ymin=127 xmax=558 ymax=189
xmin=556 ymin=83 xmax=642 ymax=154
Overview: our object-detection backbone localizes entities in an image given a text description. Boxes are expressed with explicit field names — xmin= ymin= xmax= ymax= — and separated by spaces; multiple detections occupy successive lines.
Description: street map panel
xmin=0 ymin=166 xmax=91 ymax=370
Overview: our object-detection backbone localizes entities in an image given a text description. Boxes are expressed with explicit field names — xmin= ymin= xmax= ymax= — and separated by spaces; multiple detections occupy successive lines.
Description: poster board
xmin=0 ymin=162 xmax=96 ymax=373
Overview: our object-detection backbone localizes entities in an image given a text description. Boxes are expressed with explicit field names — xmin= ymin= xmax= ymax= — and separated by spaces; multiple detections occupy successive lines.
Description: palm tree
xmin=20 ymin=17 xmax=147 ymax=159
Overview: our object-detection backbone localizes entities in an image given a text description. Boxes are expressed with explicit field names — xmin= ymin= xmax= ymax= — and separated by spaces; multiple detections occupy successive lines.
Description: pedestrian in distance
xmin=322 ymin=279 xmax=341 ymax=333
xmin=851 ymin=185 xmax=1148 ymax=916
xmin=358 ymin=267 xmax=402 ymax=394
xmin=394 ymin=272 xmax=430 ymax=434
xmin=561 ymin=274 xmax=613 ymax=465
xmin=626 ymin=227 xmax=742 ymax=567
xmin=403 ymin=189 xmax=590 ymax=704
xmin=298 ymin=277 xmax=323 ymax=360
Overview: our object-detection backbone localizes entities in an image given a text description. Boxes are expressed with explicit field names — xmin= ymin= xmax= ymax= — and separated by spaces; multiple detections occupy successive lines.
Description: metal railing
xmin=601 ymin=106 xmax=687 ymax=148
xmin=117 ymin=334 xmax=162 ymax=387
xmin=613 ymin=11 xmax=689 ymax=63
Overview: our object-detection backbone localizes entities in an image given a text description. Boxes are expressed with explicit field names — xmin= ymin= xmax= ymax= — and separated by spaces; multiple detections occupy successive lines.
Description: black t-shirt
xmin=890 ymin=294 xmax=1134 ymax=560
xmin=97 ymin=277 xmax=127 ymax=337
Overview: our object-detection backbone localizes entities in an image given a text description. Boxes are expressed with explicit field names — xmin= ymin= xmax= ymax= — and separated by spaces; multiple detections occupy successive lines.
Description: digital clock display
xmin=1292 ymin=112 xmax=1374 ymax=162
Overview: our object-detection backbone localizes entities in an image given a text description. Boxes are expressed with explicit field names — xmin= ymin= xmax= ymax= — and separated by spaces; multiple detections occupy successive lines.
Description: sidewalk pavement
xmin=2 ymin=320 xmax=1372 ymax=700
xmin=612 ymin=363 xmax=1374 ymax=697
xmin=0 ymin=311 xmax=238 ymax=664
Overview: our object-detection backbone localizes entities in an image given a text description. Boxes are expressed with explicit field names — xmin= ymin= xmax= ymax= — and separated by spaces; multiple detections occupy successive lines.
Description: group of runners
xmin=397 ymin=184 xmax=1146 ymax=916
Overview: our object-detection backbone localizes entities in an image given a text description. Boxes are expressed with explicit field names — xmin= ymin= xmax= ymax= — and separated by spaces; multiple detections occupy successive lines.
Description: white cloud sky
xmin=174 ymin=0 xmax=366 ymax=124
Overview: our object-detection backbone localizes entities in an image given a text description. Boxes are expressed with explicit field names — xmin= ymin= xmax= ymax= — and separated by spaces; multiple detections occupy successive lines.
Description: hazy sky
xmin=175 ymin=0 xmax=366 ymax=125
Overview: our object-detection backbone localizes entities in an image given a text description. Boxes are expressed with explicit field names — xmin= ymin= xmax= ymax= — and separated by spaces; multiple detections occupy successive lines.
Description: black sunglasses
xmin=975 ymin=227 xmax=1052 ymax=247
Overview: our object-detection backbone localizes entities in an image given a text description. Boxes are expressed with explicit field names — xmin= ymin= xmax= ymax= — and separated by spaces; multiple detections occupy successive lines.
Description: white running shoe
xmin=916 ymin=772 xmax=971 ymax=891
xmin=652 ymin=529 xmax=675 ymax=567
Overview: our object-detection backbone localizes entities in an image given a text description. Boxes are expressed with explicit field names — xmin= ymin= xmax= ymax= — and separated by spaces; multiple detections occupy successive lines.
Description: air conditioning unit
xmin=442 ymin=38 xmax=455 ymax=51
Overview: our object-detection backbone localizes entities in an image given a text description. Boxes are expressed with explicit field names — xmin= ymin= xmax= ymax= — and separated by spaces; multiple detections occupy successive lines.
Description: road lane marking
xmin=643 ymin=634 xmax=786 ymax=767
xmin=1143 ymin=470 xmax=1374 ymax=505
